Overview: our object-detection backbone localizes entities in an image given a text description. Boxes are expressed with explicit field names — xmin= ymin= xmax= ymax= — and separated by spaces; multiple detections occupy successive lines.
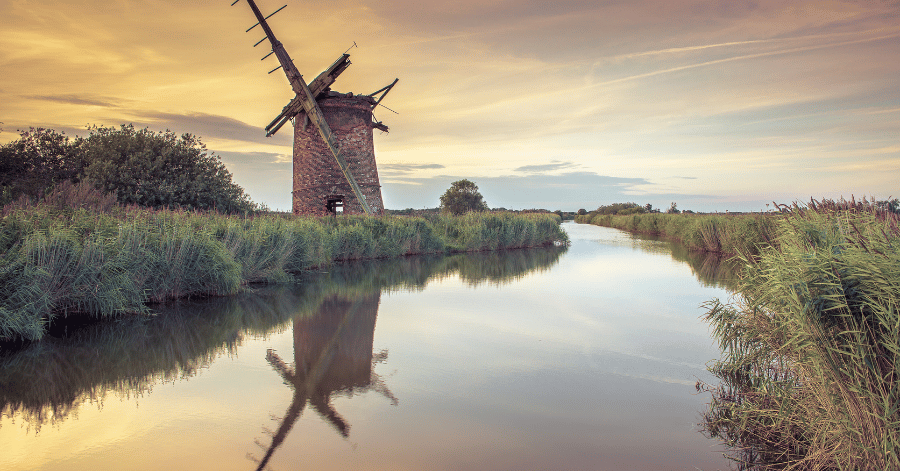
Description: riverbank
xmin=0 ymin=204 xmax=567 ymax=342
xmin=698 ymin=199 xmax=900 ymax=470
xmin=574 ymin=211 xmax=776 ymax=257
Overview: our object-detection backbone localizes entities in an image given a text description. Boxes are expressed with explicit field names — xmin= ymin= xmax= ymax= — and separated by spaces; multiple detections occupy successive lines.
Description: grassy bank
xmin=0 ymin=203 xmax=567 ymax=342
xmin=699 ymin=199 xmax=900 ymax=470
xmin=574 ymin=211 xmax=776 ymax=257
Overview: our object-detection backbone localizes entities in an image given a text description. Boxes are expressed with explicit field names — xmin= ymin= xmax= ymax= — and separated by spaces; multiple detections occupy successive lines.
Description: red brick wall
xmin=292 ymin=93 xmax=385 ymax=216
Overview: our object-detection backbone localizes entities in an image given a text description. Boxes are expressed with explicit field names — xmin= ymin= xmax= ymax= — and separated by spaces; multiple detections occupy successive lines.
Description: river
xmin=0 ymin=221 xmax=733 ymax=470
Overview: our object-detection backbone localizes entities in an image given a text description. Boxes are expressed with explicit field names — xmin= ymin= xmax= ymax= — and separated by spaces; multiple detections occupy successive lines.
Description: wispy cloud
xmin=515 ymin=161 xmax=579 ymax=174
xmin=604 ymin=27 xmax=897 ymax=62
xmin=2 ymin=0 xmax=897 ymax=212
xmin=587 ymin=30 xmax=900 ymax=89
xmin=379 ymin=163 xmax=446 ymax=175
xmin=24 ymin=94 xmax=119 ymax=107
xmin=126 ymin=111 xmax=291 ymax=147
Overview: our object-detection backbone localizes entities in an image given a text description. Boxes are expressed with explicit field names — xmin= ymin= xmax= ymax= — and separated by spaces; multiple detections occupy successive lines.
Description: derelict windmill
xmin=232 ymin=0 xmax=398 ymax=215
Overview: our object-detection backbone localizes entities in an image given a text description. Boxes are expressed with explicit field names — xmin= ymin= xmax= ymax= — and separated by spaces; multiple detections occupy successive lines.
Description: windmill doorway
xmin=326 ymin=196 xmax=345 ymax=215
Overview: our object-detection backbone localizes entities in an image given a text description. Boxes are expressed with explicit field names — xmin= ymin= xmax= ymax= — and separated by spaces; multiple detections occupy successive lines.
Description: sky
xmin=1 ymin=0 xmax=898 ymax=212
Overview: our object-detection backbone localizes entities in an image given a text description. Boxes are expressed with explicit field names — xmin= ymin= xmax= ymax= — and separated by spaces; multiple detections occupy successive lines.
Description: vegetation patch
xmin=575 ymin=210 xmax=777 ymax=257
xmin=1 ymin=126 xmax=256 ymax=213
xmin=0 ymin=184 xmax=567 ymax=342
xmin=698 ymin=198 xmax=900 ymax=470
xmin=0 ymin=246 xmax=566 ymax=430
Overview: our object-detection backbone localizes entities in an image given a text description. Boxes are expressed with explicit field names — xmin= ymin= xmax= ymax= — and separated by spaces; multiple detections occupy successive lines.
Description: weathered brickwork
xmin=292 ymin=93 xmax=385 ymax=216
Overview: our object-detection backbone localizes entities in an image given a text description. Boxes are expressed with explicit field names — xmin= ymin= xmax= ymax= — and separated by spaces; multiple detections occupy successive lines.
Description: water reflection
xmin=0 ymin=246 xmax=567 ymax=436
xmin=612 ymin=230 xmax=742 ymax=290
xmin=248 ymin=247 xmax=566 ymax=468
xmin=1 ymin=226 xmax=737 ymax=470
xmin=0 ymin=289 xmax=303 ymax=432
xmin=250 ymin=293 xmax=398 ymax=469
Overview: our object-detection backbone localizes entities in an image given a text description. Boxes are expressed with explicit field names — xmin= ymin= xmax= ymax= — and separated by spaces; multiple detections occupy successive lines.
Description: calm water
xmin=0 ymin=222 xmax=734 ymax=470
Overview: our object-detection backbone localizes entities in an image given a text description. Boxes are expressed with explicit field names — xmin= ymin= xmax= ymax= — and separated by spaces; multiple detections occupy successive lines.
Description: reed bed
xmin=0 ymin=197 xmax=567 ymax=342
xmin=574 ymin=212 xmax=776 ymax=257
xmin=699 ymin=198 xmax=900 ymax=470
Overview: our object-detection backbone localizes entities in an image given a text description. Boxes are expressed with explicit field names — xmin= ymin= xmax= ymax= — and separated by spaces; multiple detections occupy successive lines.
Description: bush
xmin=79 ymin=125 xmax=255 ymax=213
xmin=0 ymin=128 xmax=83 ymax=205
xmin=0 ymin=126 xmax=256 ymax=214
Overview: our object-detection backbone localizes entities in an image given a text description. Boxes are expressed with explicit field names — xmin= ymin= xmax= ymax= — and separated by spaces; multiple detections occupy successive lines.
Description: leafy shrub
xmin=0 ymin=126 xmax=256 ymax=214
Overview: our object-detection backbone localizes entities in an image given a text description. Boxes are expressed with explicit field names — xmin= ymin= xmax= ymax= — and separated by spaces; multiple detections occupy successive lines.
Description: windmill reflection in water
xmin=248 ymin=293 xmax=398 ymax=470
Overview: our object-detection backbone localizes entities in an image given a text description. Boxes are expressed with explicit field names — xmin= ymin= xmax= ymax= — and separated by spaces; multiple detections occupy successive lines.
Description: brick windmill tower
xmin=235 ymin=0 xmax=398 ymax=215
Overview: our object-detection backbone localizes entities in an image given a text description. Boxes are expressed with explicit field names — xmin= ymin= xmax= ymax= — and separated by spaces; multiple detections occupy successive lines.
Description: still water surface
xmin=1 ymin=222 xmax=733 ymax=470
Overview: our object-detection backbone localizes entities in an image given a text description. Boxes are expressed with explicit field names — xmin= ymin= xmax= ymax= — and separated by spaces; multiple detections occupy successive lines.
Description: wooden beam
xmin=265 ymin=54 xmax=351 ymax=136
xmin=370 ymin=78 xmax=398 ymax=108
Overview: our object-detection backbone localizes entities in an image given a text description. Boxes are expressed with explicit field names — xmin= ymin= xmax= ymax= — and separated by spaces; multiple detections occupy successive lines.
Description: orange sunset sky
xmin=1 ymin=0 xmax=898 ymax=212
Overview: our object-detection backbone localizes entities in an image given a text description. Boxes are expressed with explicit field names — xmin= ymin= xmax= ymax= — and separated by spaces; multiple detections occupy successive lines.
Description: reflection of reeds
xmin=0 ymin=244 xmax=566 ymax=431
xmin=0 ymin=202 xmax=567 ymax=341
xmin=667 ymin=245 xmax=742 ymax=290
xmin=0 ymin=288 xmax=303 ymax=432
xmin=698 ymin=199 xmax=900 ymax=470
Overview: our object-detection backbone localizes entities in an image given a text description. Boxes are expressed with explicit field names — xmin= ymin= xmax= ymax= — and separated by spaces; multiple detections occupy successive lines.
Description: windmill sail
xmin=242 ymin=0 xmax=374 ymax=215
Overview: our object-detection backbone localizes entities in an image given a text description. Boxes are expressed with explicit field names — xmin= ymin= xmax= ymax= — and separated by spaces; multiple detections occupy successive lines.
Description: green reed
xmin=575 ymin=212 xmax=776 ymax=256
xmin=0 ymin=199 xmax=567 ymax=342
xmin=699 ymin=199 xmax=900 ymax=470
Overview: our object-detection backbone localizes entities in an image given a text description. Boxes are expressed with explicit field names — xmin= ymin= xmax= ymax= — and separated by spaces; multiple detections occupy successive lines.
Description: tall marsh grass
xmin=575 ymin=212 xmax=776 ymax=256
xmin=699 ymin=198 xmax=900 ymax=470
xmin=1 ymin=188 xmax=567 ymax=342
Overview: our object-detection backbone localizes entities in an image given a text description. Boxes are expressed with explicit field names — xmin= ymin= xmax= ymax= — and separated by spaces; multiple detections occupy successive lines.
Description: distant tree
xmin=439 ymin=179 xmax=488 ymax=215
xmin=666 ymin=202 xmax=680 ymax=214
xmin=577 ymin=208 xmax=587 ymax=216
xmin=876 ymin=198 xmax=900 ymax=214
xmin=644 ymin=203 xmax=653 ymax=213
xmin=78 ymin=125 xmax=255 ymax=213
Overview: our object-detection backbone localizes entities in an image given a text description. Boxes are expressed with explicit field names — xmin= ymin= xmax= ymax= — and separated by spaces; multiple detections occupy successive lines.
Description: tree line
xmin=1 ymin=125 xmax=256 ymax=213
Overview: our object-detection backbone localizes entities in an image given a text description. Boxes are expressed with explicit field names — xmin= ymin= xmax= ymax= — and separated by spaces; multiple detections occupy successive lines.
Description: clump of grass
xmin=699 ymin=197 xmax=900 ymax=470
xmin=435 ymin=211 xmax=568 ymax=252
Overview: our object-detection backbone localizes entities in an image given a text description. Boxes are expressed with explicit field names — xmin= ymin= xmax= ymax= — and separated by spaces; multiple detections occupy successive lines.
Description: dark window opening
xmin=326 ymin=196 xmax=344 ymax=215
